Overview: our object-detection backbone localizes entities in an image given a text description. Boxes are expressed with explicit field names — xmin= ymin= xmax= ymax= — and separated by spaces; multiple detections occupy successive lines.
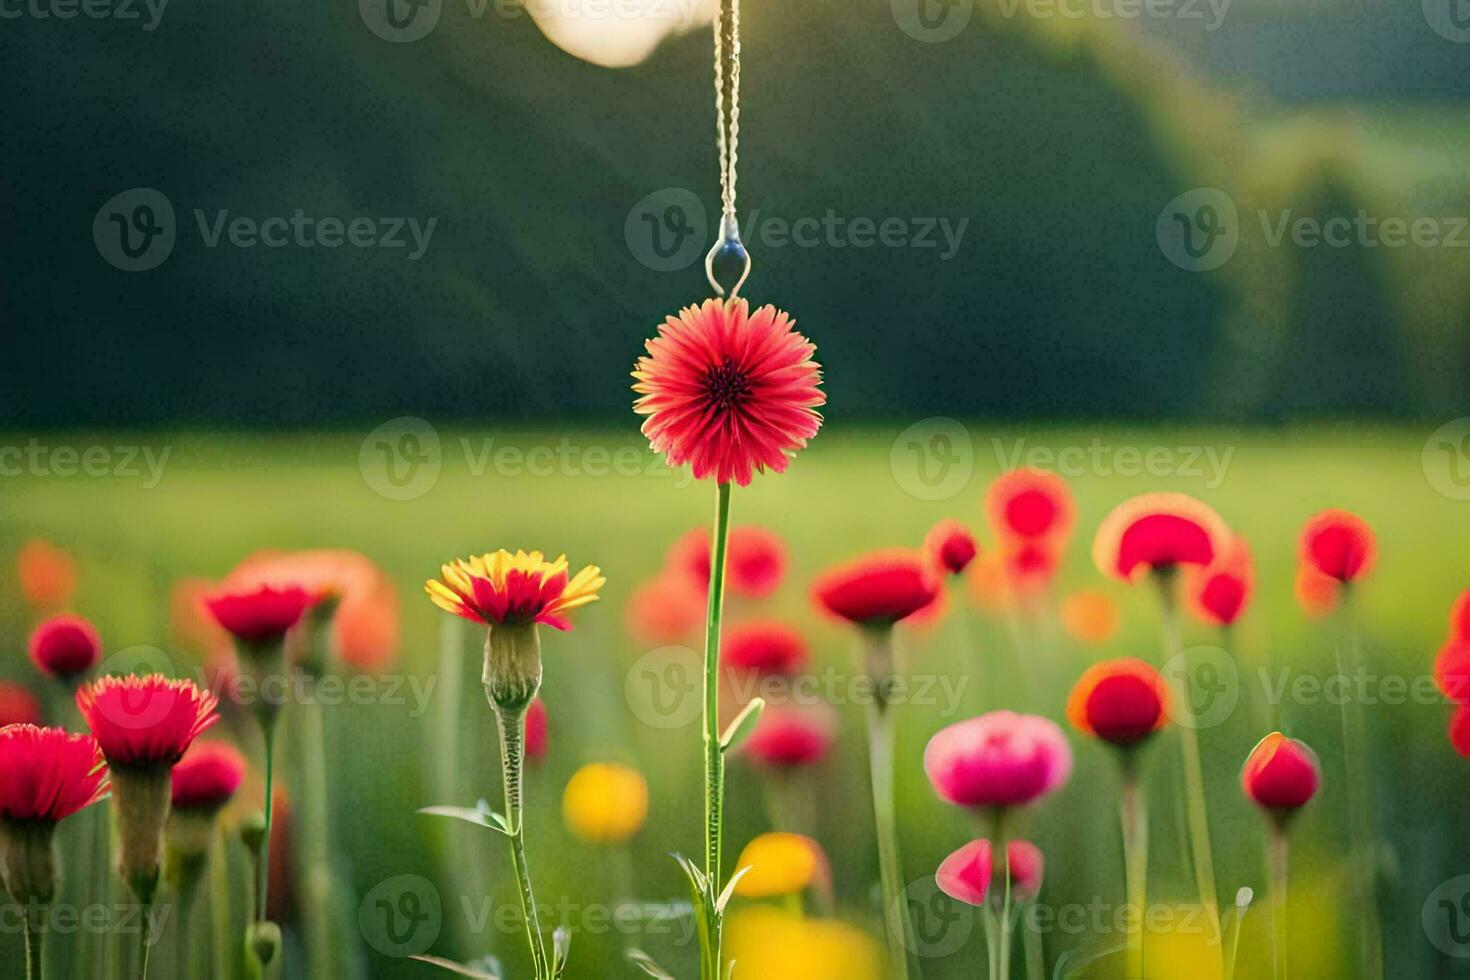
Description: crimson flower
xmin=925 ymin=711 xmax=1072 ymax=809
xmin=1188 ymin=534 xmax=1253 ymax=628
xmin=171 ymin=741 xmax=246 ymax=812
xmin=741 ymin=702 xmax=836 ymax=768
xmin=924 ymin=519 xmax=978 ymax=576
xmin=1450 ymin=706 xmax=1470 ymax=758
xmin=935 ymin=839 xmax=993 ymax=906
xmin=1453 ymin=590 xmax=1470 ymax=643
xmin=525 ymin=698 xmax=549 ymax=762
xmin=1093 ymin=492 xmax=1228 ymax=582
xmin=28 ymin=614 xmax=102 ymax=682
xmin=632 ymin=297 xmax=824 ymax=487
xmin=812 ymin=549 xmax=941 ymax=627
xmin=1299 ymin=509 xmax=1375 ymax=583
xmin=722 ymin=621 xmax=808 ymax=676
xmin=1241 ymin=732 xmax=1320 ymax=813
xmin=76 ymin=675 xmax=219 ymax=767
xmin=205 ymin=584 xmax=313 ymax=645
xmin=0 ymin=725 xmax=108 ymax=823
xmin=668 ymin=525 xmax=788 ymax=598
xmin=986 ymin=468 xmax=1074 ymax=543
xmin=1435 ymin=640 xmax=1470 ymax=703
xmin=1067 ymin=659 xmax=1170 ymax=748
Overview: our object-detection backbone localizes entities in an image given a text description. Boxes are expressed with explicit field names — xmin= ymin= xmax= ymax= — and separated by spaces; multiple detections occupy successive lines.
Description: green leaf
xmin=719 ymin=698 xmax=765 ymax=753
xmin=714 ymin=865 xmax=753 ymax=914
xmin=416 ymin=804 xmax=510 ymax=836
xmin=408 ymin=954 xmax=502 ymax=979
xmin=626 ymin=948 xmax=676 ymax=979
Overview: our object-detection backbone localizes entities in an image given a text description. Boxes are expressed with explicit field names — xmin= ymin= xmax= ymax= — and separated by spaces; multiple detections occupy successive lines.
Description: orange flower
xmin=985 ymin=469 xmax=1073 ymax=543
xmin=1187 ymin=533 xmax=1253 ymax=628
xmin=624 ymin=573 xmax=704 ymax=645
xmin=1294 ymin=564 xmax=1339 ymax=618
xmin=335 ymin=571 xmax=400 ymax=672
xmin=1067 ymin=658 xmax=1170 ymax=747
xmin=1059 ymin=590 xmax=1120 ymax=645
xmin=16 ymin=539 xmax=76 ymax=613
xmin=1092 ymin=493 xmax=1228 ymax=582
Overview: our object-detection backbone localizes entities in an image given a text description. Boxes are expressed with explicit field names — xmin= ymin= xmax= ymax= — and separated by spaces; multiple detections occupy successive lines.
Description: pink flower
xmin=0 ymin=725 xmax=108 ymax=823
xmin=1005 ymin=840 xmax=1044 ymax=899
xmin=936 ymin=839 xmax=993 ymax=906
xmin=171 ymin=741 xmax=247 ymax=812
xmin=668 ymin=525 xmax=788 ymax=598
xmin=924 ymin=711 xmax=1072 ymax=809
xmin=632 ymin=298 xmax=825 ymax=487
xmin=205 ymin=584 xmax=313 ymax=644
xmin=722 ymin=621 xmax=808 ymax=676
xmin=76 ymin=675 xmax=220 ymax=767
xmin=741 ymin=702 xmax=836 ymax=768
xmin=525 ymin=698 xmax=548 ymax=762
xmin=28 ymin=614 xmax=102 ymax=681
xmin=924 ymin=519 xmax=978 ymax=576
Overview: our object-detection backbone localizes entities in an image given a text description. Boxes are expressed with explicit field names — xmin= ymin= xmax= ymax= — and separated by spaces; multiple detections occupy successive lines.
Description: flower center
xmin=702 ymin=359 xmax=750 ymax=411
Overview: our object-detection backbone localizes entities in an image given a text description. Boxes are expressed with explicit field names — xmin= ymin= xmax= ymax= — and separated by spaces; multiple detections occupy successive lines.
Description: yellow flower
xmin=724 ymin=907 xmax=882 ymax=980
xmin=425 ymin=550 xmax=604 ymax=631
xmin=562 ymin=763 xmax=648 ymax=845
xmin=733 ymin=832 xmax=821 ymax=899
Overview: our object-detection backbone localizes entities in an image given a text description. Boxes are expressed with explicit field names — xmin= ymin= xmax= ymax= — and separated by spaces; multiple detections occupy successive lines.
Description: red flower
xmin=624 ymin=574 xmax=704 ymax=645
xmin=1005 ymin=840 xmax=1044 ymax=899
xmin=1450 ymin=706 xmax=1470 ymax=758
xmin=1435 ymin=640 xmax=1470 ymax=703
xmin=16 ymin=539 xmax=77 ymax=613
xmin=1241 ymin=732 xmax=1320 ymax=812
xmin=76 ymin=675 xmax=220 ymax=767
xmin=1187 ymin=534 xmax=1253 ymax=628
xmin=986 ymin=469 xmax=1074 ymax=543
xmin=1299 ymin=509 xmax=1375 ymax=583
xmin=741 ymin=703 xmax=836 ymax=768
xmin=28 ymin=615 xmax=102 ymax=681
xmin=0 ymin=685 xmax=41 ymax=728
xmin=171 ymin=741 xmax=246 ymax=812
xmin=722 ymin=621 xmax=808 ymax=676
xmin=905 ymin=582 xmax=950 ymax=632
xmin=669 ymin=525 xmax=788 ymax=598
xmin=525 ymin=698 xmax=548 ymax=762
xmin=1067 ymin=659 xmax=1170 ymax=747
xmin=205 ymin=584 xmax=313 ymax=645
xmin=935 ymin=839 xmax=992 ymax=906
xmin=1093 ymin=493 xmax=1228 ymax=581
xmin=632 ymin=297 xmax=825 ymax=487
xmin=1450 ymin=590 xmax=1470 ymax=643
xmin=925 ymin=519 xmax=978 ymax=576
xmin=812 ymin=549 xmax=941 ymax=626
xmin=0 ymin=725 xmax=108 ymax=822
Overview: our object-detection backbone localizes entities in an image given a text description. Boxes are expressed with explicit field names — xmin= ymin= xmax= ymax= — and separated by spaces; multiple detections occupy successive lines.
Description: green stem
xmin=1268 ymin=827 xmax=1288 ymax=980
xmin=24 ymin=913 xmax=42 ymax=980
xmin=258 ymin=717 xmax=278 ymax=924
xmin=139 ymin=900 xmax=153 ymax=980
xmin=1157 ymin=576 xmax=1221 ymax=949
xmin=210 ymin=828 xmax=231 ymax=980
xmin=1120 ymin=761 xmax=1148 ymax=980
xmin=497 ymin=705 xmax=550 ymax=979
xmin=700 ymin=481 xmax=733 ymax=980
xmin=982 ymin=905 xmax=999 ymax=980
xmin=994 ymin=810 xmax=1012 ymax=980
xmin=863 ymin=625 xmax=916 ymax=980
xmin=1021 ymin=907 xmax=1043 ymax=980
xmin=299 ymin=700 xmax=336 ymax=980
xmin=1334 ymin=595 xmax=1382 ymax=979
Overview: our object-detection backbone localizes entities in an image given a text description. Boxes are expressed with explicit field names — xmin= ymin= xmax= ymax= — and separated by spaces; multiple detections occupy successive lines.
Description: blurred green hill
xmin=2 ymin=0 xmax=1467 ymax=425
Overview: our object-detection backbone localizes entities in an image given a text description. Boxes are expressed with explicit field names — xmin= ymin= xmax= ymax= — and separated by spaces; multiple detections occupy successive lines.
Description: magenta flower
xmin=935 ymin=839 xmax=993 ymax=906
xmin=924 ymin=711 xmax=1072 ymax=809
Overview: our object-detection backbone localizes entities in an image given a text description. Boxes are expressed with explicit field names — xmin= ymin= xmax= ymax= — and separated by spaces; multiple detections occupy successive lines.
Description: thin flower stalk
xmin=1333 ymin=591 xmax=1382 ymax=979
xmin=1268 ymin=827 xmax=1289 ymax=980
xmin=1119 ymin=761 xmax=1148 ymax=980
xmin=700 ymin=480 xmax=733 ymax=978
xmin=498 ymin=702 xmax=551 ymax=979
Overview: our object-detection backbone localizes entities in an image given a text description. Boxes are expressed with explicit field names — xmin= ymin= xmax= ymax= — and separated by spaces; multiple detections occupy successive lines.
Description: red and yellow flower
xmin=425 ymin=550 xmax=604 ymax=632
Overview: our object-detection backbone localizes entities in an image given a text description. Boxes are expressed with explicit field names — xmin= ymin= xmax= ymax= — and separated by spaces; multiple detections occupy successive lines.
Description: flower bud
xmin=483 ymin=622 xmax=542 ymax=713
xmin=239 ymin=811 xmax=268 ymax=855
xmin=0 ymin=822 xmax=58 ymax=905
xmin=248 ymin=920 xmax=282 ymax=965
xmin=110 ymin=765 xmax=171 ymax=903
xmin=1241 ymin=732 xmax=1320 ymax=822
